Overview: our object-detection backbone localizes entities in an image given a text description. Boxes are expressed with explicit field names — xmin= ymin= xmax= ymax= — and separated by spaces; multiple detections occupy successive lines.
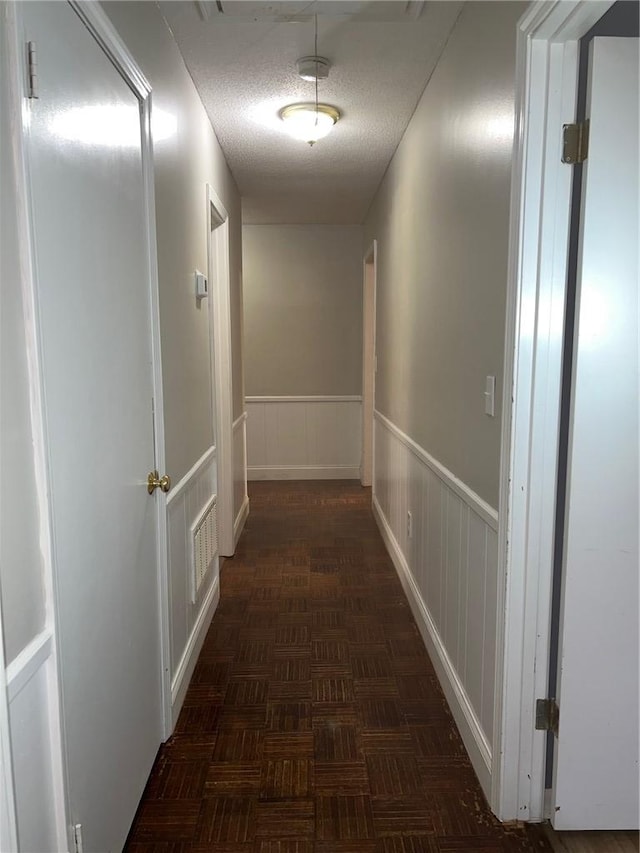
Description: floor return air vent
xmin=190 ymin=495 xmax=218 ymax=602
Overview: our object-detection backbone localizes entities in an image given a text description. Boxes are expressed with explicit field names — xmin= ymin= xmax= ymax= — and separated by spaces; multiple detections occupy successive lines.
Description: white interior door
xmin=552 ymin=36 xmax=639 ymax=830
xmin=21 ymin=3 xmax=163 ymax=849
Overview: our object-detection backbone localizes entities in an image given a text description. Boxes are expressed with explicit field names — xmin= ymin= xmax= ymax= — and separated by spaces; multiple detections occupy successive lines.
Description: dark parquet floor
xmin=126 ymin=480 xmax=552 ymax=853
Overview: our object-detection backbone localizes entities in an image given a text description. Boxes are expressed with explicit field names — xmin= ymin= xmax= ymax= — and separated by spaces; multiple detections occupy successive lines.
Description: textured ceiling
xmin=159 ymin=1 xmax=463 ymax=224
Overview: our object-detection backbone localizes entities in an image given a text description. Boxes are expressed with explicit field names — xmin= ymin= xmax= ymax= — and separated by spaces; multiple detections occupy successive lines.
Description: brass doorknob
xmin=147 ymin=470 xmax=171 ymax=495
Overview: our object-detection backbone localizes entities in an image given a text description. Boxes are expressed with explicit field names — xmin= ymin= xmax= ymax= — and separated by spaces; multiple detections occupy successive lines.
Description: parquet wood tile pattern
xmin=125 ymin=481 xmax=552 ymax=853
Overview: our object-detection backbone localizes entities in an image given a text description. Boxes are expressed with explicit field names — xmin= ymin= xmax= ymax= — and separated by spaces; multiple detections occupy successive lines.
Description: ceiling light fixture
xmin=280 ymin=14 xmax=340 ymax=146
xmin=279 ymin=103 xmax=340 ymax=145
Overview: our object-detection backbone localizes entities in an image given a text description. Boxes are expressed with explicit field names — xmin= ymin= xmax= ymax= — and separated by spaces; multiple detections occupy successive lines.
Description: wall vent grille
xmin=191 ymin=495 xmax=217 ymax=602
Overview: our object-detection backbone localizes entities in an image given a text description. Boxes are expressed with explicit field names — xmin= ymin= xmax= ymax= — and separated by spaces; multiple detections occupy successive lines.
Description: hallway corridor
xmin=126 ymin=481 xmax=551 ymax=852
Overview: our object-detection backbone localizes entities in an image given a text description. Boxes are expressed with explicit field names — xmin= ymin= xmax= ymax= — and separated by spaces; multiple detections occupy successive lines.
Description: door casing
xmin=494 ymin=0 xmax=617 ymax=823
xmin=207 ymin=184 xmax=235 ymax=557
xmin=360 ymin=240 xmax=377 ymax=488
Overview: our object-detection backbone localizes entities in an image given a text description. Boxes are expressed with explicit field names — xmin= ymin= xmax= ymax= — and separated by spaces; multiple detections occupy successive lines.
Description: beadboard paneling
xmin=246 ymin=397 xmax=362 ymax=480
xmin=373 ymin=411 xmax=498 ymax=796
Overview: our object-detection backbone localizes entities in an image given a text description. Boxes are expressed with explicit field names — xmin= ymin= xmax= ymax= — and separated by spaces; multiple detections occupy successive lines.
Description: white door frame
xmin=1 ymin=7 xmax=34 ymax=847
xmin=360 ymin=240 xmax=377 ymax=488
xmin=493 ymin=0 xmax=615 ymax=823
xmin=206 ymin=185 xmax=235 ymax=557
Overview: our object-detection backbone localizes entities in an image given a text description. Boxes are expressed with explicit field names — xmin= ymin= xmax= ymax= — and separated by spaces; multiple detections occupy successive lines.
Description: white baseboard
xmin=248 ymin=465 xmax=360 ymax=481
xmin=234 ymin=494 xmax=250 ymax=546
xmin=170 ymin=575 xmax=220 ymax=729
xmin=372 ymin=494 xmax=492 ymax=794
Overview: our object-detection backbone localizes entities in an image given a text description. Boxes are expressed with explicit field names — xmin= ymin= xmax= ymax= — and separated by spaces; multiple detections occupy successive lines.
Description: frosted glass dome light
xmin=279 ymin=103 xmax=340 ymax=146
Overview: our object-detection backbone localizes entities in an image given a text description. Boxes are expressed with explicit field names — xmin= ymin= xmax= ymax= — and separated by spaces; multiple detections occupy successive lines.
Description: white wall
xmin=243 ymin=224 xmax=363 ymax=478
xmin=103 ymin=1 xmax=244 ymax=481
xmin=364 ymin=1 xmax=523 ymax=800
xmin=243 ymin=225 xmax=363 ymax=396
xmin=365 ymin=2 xmax=522 ymax=509
xmin=103 ymin=1 xmax=247 ymax=721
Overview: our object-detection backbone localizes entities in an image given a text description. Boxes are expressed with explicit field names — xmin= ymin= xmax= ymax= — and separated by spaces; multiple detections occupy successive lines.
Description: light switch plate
xmin=484 ymin=375 xmax=496 ymax=417
xmin=195 ymin=270 xmax=208 ymax=298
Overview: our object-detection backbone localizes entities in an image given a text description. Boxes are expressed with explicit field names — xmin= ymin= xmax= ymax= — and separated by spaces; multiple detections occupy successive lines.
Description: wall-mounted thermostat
xmin=195 ymin=270 xmax=208 ymax=299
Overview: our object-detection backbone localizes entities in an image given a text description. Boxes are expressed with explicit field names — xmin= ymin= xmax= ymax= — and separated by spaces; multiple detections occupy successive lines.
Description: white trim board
xmin=248 ymin=465 xmax=361 ymax=481
xmin=232 ymin=409 xmax=249 ymax=546
xmin=372 ymin=495 xmax=492 ymax=794
xmin=494 ymin=0 xmax=617 ymax=823
xmin=6 ymin=631 xmax=53 ymax=703
xmin=361 ymin=239 xmax=377 ymax=488
xmin=232 ymin=411 xmax=248 ymax=429
xmin=234 ymin=494 xmax=250 ymax=544
xmin=170 ymin=575 xmax=220 ymax=728
xmin=207 ymin=184 xmax=234 ymax=557
xmin=0 ymin=530 xmax=18 ymax=852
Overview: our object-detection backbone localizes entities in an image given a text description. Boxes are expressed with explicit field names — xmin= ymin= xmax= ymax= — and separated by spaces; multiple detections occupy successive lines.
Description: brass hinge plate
xmin=562 ymin=120 xmax=589 ymax=164
xmin=535 ymin=698 xmax=560 ymax=736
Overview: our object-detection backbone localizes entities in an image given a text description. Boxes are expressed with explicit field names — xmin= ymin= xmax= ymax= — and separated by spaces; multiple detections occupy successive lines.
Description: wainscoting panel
xmin=373 ymin=411 xmax=499 ymax=796
xmin=233 ymin=411 xmax=249 ymax=546
xmin=246 ymin=396 xmax=362 ymax=479
xmin=166 ymin=446 xmax=220 ymax=726
xmin=6 ymin=633 xmax=64 ymax=851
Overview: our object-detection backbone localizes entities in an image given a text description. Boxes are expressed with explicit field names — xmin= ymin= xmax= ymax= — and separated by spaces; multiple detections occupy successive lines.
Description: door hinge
xmin=535 ymin=697 xmax=559 ymax=736
xmin=26 ymin=41 xmax=39 ymax=99
xmin=561 ymin=120 xmax=589 ymax=164
xmin=73 ymin=823 xmax=84 ymax=853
